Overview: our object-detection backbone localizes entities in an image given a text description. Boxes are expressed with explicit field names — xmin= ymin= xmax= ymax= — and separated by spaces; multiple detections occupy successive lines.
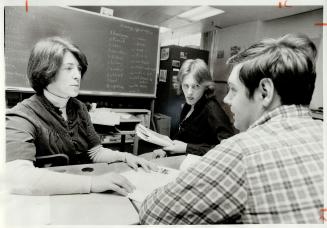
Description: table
xmin=151 ymin=154 xmax=186 ymax=169
xmin=5 ymin=155 xmax=186 ymax=225
xmin=131 ymin=155 xmax=186 ymax=210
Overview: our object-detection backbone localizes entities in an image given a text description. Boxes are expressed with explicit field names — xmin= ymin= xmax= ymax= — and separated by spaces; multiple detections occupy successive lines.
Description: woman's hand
xmin=152 ymin=149 xmax=167 ymax=159
xmin=123 ymin=153 xmax=159 ymax=172
xmin=163 ymin=140 xmax=187 ymax=154
xmin=90 ymin=172 xmax=135 ymax=196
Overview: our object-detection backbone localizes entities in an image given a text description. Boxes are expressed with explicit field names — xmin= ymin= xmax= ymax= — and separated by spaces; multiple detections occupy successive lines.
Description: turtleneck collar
xmin=43 ymin=89 xmax=69 ymax=109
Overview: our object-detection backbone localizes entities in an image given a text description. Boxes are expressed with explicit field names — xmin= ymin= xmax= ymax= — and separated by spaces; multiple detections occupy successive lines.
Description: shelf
xmin=92 ymin=108 xmax=151 ymax=152
xmin=102 ymin=140 xmax=134 ymax=145
xmin=116 ymin=129 xmax=136 ymax=135
xmin=120 ymin=116 xmax=142 ymax=123
xmin=111 ymin=108 xmax=150 ymax=113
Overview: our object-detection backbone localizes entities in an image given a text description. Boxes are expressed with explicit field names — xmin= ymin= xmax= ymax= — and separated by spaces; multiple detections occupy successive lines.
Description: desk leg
xmin=120 ymin=134 xmax=126 ymax=152
xmin=133 ymin=136 xmax=139 ymax=155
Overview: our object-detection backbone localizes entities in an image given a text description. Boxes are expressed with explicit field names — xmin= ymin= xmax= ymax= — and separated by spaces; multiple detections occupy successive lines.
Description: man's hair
xmin=227 ymin=33 xmax=317 ymax=105
xmin=178 ymin=58 xmax=215 ymax=97
xmin=27 ymin=36 xmax=88 ymax=94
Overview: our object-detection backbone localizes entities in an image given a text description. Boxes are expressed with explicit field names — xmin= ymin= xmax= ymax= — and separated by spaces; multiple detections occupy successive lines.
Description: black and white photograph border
xmin=0 ymin=0 xmax=326 ymax=226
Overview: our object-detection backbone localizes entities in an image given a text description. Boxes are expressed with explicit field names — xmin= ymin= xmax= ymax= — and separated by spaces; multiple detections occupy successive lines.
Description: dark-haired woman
xmin=6 ymin=37 xmax=157 ymax=196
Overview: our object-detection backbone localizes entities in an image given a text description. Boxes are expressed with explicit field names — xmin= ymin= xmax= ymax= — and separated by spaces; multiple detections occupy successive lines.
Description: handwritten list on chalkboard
xmin=5 ymin=6 xmax=159 ymax=97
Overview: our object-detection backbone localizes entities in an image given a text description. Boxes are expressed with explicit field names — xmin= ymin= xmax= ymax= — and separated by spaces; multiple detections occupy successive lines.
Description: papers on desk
xmin=179 ymin=154 xmax=201 ymax=171
xmin=136 ymin=123 xmax=174 ymax=147
xmin=121 ymin=166 xmax=179 ymax=203
xmin=118 ymin=112 xmax=133 ymax=119
xmin=6 ymin=193 xmax=139 ymax=225
xmin=89 ymin=108 xmax=120 ymax=126
xmin=51 ymin=193 xmax=139 ymax=225
xmin=89 ymin=108 xmax=143 ymax=126
xmin=6 ymin=194 xmax=51 ymax=225
xmin=121 ymin=154 xmax=201 ymax=203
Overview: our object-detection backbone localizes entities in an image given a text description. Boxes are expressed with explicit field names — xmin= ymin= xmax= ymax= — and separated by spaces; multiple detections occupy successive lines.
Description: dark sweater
xmin=6 ymin=94 xmax=101 ymax=166
xmin=174 ymin=96 xmax=234 ymax=156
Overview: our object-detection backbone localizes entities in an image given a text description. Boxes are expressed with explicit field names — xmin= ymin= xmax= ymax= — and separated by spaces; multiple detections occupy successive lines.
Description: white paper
xmin=179 ymin=154 xmax=201 ymax=171
xmin=51 ymin=193 xmax=139 ymax=225
xmin=89 ymin=108 xmax=120 ymax=126
xmin=118 ymin=112 xmax=133 ymax=119
xmin=136 ymin=123 xmax=173 ymax=147
xmin=5 ymin=194 xmax=51 ymax=225
xmin=121 ymin=166 xmax=179 ymax=203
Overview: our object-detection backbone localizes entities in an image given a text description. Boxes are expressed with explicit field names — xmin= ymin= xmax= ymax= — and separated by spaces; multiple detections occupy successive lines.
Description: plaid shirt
xmin=139 ymin=105 xmax=323 ymax=224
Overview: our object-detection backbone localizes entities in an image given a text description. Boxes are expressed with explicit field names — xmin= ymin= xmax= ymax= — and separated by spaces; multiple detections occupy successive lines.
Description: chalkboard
xmin=5 ymin=6 xmax=159 ymax=97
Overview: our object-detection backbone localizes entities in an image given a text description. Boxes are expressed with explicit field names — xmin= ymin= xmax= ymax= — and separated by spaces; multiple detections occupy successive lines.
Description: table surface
xmin=6 ymin=155 xmax=186 ymax=225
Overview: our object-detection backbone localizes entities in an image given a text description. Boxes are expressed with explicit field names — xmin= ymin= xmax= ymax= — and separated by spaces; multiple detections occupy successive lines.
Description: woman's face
xmin=47 ymin=51 xmax=82 ymax=98
xmin=181 ymin=73 xmax=205 ymax=106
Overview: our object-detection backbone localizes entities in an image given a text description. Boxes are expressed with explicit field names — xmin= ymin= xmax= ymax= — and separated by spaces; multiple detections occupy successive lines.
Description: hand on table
xmin=91 ymin=172 xmax=135 ymax=196
xmin=124 ymin=153 xmax=159 ymax=172
xmin=152 ymin=149 xmax=167 ymax=159
xmin=163 ymin=140 xmax=187 ymax=155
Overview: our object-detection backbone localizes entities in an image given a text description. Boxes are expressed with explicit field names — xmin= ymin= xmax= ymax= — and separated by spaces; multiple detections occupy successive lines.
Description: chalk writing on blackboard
xmin=5 ymin=6 xmax=159 ymax=97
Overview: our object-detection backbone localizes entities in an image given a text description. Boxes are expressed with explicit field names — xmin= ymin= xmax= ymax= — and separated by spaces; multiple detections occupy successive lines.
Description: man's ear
xmin=258 ymin=78 xmax=275 ymax=108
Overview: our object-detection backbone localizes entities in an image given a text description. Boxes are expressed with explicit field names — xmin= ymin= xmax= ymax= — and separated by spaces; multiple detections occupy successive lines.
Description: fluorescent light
xmin=177 ymin=6 xmax=224 ymax=22
xmin=160 ymin=26 xmax=171 ymax=33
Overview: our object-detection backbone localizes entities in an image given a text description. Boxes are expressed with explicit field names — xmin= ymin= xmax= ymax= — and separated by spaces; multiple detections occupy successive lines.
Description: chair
xmin=35 ymin=154 xmax=70 ymax=168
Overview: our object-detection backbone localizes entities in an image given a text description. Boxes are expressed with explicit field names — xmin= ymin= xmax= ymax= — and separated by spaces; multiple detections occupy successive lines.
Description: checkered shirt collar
xmin=249 ymin=105 xmax=311 ymax=129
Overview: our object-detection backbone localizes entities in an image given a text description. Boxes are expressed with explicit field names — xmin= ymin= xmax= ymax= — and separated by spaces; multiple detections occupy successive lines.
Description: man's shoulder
xmin=208 ymin=132 xmax=247 ymax=156
xmin=208 ymin=126 xmax=271 ymax=157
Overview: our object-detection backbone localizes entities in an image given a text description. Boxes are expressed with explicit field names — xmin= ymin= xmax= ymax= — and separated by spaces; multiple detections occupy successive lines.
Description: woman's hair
xmin=177 ymin=58 xmax=215 ymax=97
xmin=227 ymin=33 xmax=317 ymax=105
xmin=27 ymin=36 xmax=88 ymax=94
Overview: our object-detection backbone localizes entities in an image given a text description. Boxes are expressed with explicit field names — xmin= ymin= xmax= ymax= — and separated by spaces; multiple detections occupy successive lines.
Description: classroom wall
xmin=311 ymin=36 xmax=323 ymax=109
xmin=210 ymin=9 xmax=323 ymax=109
xmin=211 ymin=20 xmax=261 ymax=81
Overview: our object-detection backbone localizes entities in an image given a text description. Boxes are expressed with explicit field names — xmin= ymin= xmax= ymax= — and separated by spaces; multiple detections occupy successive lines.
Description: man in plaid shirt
xmin=139 ymin=33 xmax=323 ymax=224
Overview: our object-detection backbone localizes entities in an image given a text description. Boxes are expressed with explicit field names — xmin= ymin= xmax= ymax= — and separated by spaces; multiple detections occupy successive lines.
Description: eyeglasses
xmin=181 ymin=83 xmax=202 ymax=91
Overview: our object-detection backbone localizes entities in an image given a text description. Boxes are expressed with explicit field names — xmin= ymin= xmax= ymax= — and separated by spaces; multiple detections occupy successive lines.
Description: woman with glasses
xmin=153 ymin=59 xmax=234 ymax=158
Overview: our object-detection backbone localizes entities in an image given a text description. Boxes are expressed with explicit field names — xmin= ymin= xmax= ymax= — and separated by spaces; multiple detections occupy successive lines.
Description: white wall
xmin=310 ymin=36 xmax=323 ymax=109
xmin=211 ymin=9 xmax=323 ymax=109
xmin=211 ymin=20 xmax=261 ymax=81
xmin=257 ymin=9 xmax=322 ymax=40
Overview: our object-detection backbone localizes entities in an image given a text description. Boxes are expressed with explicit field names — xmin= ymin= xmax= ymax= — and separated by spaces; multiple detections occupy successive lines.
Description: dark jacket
xmin=174 ymin=96 xmax=234 ymax=156
xmin=6 ymin=94 xmax=101 ymax=166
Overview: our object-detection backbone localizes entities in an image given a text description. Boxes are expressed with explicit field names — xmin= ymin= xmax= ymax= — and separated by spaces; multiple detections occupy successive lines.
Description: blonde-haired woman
xmin=154 ymin=59 xmax=234 ymax=157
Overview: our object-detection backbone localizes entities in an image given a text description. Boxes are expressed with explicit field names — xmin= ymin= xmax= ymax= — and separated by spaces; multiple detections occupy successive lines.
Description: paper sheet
xmin=51 ymin=193 xmax=139 ymax=225
xmin=5 ymin=194 xmax=51 ymax=225
xmin=179 ymin=154 xmax=201 ymax=171
xmin=136 ymin=124 xmax=173 ymax=147
xmin=121 ymin=166 xmax=179 ymax=203
xmin=89 ymin=108 xmax=120 ymax=126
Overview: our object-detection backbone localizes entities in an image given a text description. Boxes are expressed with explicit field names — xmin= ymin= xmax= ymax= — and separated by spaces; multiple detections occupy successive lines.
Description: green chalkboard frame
xmin=5 ymin=6 xmax=159 ymax=97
